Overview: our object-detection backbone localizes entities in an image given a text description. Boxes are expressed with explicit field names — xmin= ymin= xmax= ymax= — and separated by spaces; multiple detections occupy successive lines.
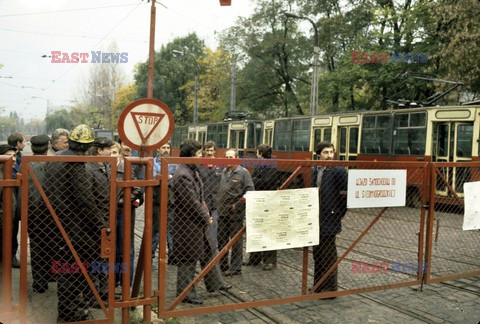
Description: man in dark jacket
xmin=217 ymin=148 xmax=254 ymax=276
xmin=171 ymin=139 xmax=231 ymax=305
xmin=244 ymin=144 xmax=281 ymax=270
xmin=199 ymin=141 xmax=222 ymax=250
xmin=27 ymin=135 xmax=56 ymax=293
xmin=45 ymin=124 xmax=106 ymax=322
xmin=312 ymin=141 xmax=348 ymax=295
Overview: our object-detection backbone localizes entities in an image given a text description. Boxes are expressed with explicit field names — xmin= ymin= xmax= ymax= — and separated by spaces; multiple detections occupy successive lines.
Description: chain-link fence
xmin=2 ymin=156 xmax=479 ymax=322
xmin=425 ymin=162 xmax=480 ymax=283
xmin=157 ymin=158 xmax=433 ymax=318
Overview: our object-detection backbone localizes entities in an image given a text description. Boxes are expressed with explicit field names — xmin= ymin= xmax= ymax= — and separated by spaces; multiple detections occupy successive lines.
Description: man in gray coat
xmin=217 ymin=148 xmax=254 ymax=276
xmin=171 ymin=139 xmax=231 ymax=305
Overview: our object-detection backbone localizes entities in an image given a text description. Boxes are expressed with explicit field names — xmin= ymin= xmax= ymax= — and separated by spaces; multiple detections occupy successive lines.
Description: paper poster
xmin=463 ymin=181 xmax=480 ymax=231
xmin=245 ymin=188 xmax=319 ymax=253
xmin=347 ymin=169 xmax=407 ymax=208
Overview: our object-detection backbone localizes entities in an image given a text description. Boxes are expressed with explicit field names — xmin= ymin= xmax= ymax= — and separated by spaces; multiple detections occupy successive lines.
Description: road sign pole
xmin=147 ymin=0 xmax=156 ymax=100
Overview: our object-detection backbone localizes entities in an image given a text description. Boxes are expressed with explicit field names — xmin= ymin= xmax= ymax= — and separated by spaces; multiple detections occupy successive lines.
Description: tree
xmin=180 ymin=48 xmax=232 ymax=122
xmin=79 ymin=42 xmax=126 ymax=129
xmin=134 ymin=33 xmax=206 ymax=125
xmin=112 ymin=83 xmax=137 ymax=127
xmin=45 ymin=109 xmax=74 ymax=134
xmin=220 ymin=0 xmax=311 ymax=117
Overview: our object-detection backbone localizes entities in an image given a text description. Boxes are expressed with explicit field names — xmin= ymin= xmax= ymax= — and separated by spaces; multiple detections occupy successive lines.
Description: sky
xmin=0 ymin=0 xmax=254 ymax=123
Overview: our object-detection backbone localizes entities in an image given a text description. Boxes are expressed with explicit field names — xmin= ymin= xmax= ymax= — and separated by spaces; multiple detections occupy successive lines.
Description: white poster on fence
xmin=463 ymin=181 xmax=480 ymax=231
xmin=245 ymin=188 xmax=319 ymax=253
xmin=347 ymin=169 xmax=407 ymax=208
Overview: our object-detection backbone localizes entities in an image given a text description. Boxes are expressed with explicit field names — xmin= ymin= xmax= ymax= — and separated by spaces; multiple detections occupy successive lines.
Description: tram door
xmin=433 ymin=122 xmax=473 ymax=196
xmin=312 ymin=127 xmax=332 ymax=159
xmin=197 ymin=131 xmax=206 ymax=146
xmin=230 ymin=129 xmax=246 ymax=157
xmin=338 ymin=126 xmax=359 ymax=161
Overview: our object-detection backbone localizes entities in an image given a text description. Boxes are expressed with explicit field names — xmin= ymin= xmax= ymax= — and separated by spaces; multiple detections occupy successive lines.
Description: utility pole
xmin=230 ymin=56 xmax=236 ymax=112
xmin=147 ymin=0 xmax=156 ymax=99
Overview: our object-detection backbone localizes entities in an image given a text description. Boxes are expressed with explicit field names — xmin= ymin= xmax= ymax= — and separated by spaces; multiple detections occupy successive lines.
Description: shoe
xmin=222 ymin=269 xmax=242 ymax=276
xmin=262 ymin=263 xmax=276 ymax=271
xmin=207 ymin=284 xmax=232 ymax=293
xmin=243 ymin=261 xmax=261 ymax=266
xmin=181 ymin=297 xmax=203 ymax=305
xmin=12 ymin=257 xmax=20 ymax=268
xmin=32 ymin=280 xmax=48 ymax=293
xmin=218 ymin=284 xmax=232 ymax=291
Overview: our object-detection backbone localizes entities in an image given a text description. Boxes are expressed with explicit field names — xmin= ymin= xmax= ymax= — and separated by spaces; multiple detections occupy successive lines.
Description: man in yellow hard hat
xmin=44 ymin=124 xmax=107 ymax=322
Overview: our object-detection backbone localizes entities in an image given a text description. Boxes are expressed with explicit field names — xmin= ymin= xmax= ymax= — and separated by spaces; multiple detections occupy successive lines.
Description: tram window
xmin=324 ymin=129 xmax=332 ymax=142
xmin=456 ymin=124 xmax=473 ymax=158
xmin=273 ymin=119 xmax=292 ymax=151
xmin=392 ymin=112 xmax=426 ymax=155
xmin=217 ymin=124 xmax=228 ymax=148
xmin=361 ymin=115 xmax=391 ymax=154
xmin=340 ymin=128 xmax=347 ymax=153
xmin=207 ymin=125 xmax=217 ymax=143
xmin=255 ymin=122 xmax=263 ymax=147
xmin=349 ymin=127 xmax=359 ymax=154
xmin=292 ymin=119 xmax=311 ymax=151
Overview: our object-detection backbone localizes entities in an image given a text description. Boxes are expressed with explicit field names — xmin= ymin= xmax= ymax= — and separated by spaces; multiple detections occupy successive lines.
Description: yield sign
xmin=118 ymin=98 xmax=174 ymax=151
xmin=130 ymin=112 xmax=165 ymax=142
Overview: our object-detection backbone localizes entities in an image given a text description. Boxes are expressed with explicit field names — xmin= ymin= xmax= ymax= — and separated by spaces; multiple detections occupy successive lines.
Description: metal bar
xmin=142 ymin=160 xmax=154 ymax=323
xmin=159 ymin=280 xmax=421 ymax=318
xmin=116 ymin=179 xmax=159 ymax=187
xmin=157 ymin=161 xmax=169 ymax=315
xmin=19 ymin=169 xmax=28 ymax=323
xmin=27 ymin=166 xmax=109 ymax=315
xmin=107 ymin=159 xmax=118 ymax=321
xmin=424 ymin=163 xmax=437 ymax=284
xmin=423 ymin=270 xmax=480 ymax=284
xmin=114 ymin=296 xmax=157 ymax=308
xmin=146 ymin=0 xmax=156 ymax=99
xmin=1 ymin=158 xmax=13 ymax=315
xmin=165 ymin=225 xmax=246 ymax=312
xmin=311 ymin=207 xmax=389 ymax=293
xmin=417 ymin=166 xmax=428 ymax=282
xmin=434 ymin=167 xmax=463 ymax=205
xmin=121 ymin=159 xmax=133 ymax=323
xmin=301 ymin=247 xmax=309 ymax=295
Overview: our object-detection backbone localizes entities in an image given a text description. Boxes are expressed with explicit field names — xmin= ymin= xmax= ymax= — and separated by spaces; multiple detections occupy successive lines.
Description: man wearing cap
xmin=0 ymin=144 xmax=17 ymax=263
xmin=45 ymin=124 xmax=107 ymax=322
xmin=27 ymin=135 xmax=57 ymax=293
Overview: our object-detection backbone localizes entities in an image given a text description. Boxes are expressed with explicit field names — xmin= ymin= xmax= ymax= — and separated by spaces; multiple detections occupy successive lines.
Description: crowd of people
xmin=0 ymin=124 xmax=348 ymax=322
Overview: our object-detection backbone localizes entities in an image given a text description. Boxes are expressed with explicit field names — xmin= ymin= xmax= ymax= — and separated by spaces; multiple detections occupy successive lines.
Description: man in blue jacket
xmin=312 ymin=141 xmax=348 ymax=296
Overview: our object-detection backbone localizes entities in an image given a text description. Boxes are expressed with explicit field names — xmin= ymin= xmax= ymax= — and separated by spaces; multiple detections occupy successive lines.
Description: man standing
xmin=152 ymin=141 xmax=176 ymax=259
xmin=45 ymin=124 xmax=106 ymax=322
xmin=217 ymin=148 xmax=254 ymax=276
xmin=312 ymin=141 xmax=348 ymax=295
xmin=170 ymin=139 xmax=231 ymax=305
xmin=27 ymin=135 xmax=56 ymax=293
xmin=7 ymin=132 xmax=25 ymax=268
xmin=244 ymin=144 xmax=281 ymax=270
xmin=48 ymin=128 xmax=70 ymax=155
xmin=199 ymin=141 xmax=222 ymax=250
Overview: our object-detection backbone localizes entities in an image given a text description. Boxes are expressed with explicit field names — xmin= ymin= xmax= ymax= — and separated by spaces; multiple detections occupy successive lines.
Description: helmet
xmin=69 ymin=124 xmax=94 ymax=143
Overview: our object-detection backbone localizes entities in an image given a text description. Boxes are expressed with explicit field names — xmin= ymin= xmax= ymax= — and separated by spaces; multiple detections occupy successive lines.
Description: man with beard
xmin=311 ymin=141 xmax=347 ymax=297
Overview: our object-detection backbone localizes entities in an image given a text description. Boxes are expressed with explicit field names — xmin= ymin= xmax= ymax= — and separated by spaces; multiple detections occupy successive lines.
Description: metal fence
xmin=0 ymin=157 xmax=479 ymax=323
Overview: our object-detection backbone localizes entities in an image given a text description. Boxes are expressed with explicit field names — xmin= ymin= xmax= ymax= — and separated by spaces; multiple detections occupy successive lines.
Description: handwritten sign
xmin=463 ymin=181 xmax=480 ymax=230
xmin=347 ymin=170 xmax=406 ymax=208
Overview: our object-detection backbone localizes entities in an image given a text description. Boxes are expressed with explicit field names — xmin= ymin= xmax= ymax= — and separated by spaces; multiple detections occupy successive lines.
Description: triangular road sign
xmin=131 ymin=112 xmax=165 ymax=143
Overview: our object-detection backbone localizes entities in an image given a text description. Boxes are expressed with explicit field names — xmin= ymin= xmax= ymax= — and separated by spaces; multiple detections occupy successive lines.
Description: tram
xmin=171 ymin=103 xmax=480 ymax=203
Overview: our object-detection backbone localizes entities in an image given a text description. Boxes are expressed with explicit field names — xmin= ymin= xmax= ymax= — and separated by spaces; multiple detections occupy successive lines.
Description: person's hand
xmin=206 ymin=216 xmax=213 ymax=227
xmin=231 ymin=203 xmax=238 ymax=213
